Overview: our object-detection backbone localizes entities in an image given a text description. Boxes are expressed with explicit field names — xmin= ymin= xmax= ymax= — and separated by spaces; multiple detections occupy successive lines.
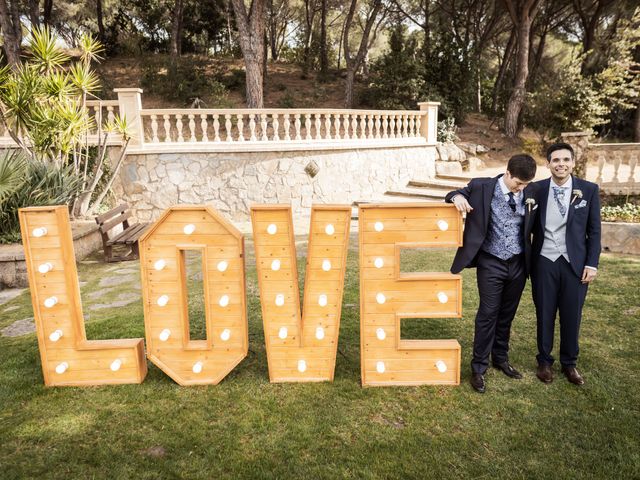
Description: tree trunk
xmin=0 ymin=0 xmax=21 ymax=68
xmin=319 ymin=0 xmax=328 ymax=77
xmin=504 ymin=0 xmax=540 ymax=138
xmin=634 ymin=104 xmax=640 ymax=143
xmin=231 ymin=0 xmax=266 ymax=108
xmin=302 ymin=0 xmax=317 ymax=76
xmin=43 ymin=0 xmax=53 ymax=25
xmin=344 ymin=68 xmax=356 ymax=108
xmin=96 ymin=0 xmax=105 ymax=43
xmin=491 ymin=27 xmax=516 ymax=116
xmin=268 ymin=0 xmax=277 ymax=60
xmin=528 ymin=26 xmax=547 ymax=89
xmin=28 ymin=0 xmax=39 ymax=27
xmin=170 ymin=0 xmax=184 ymax=58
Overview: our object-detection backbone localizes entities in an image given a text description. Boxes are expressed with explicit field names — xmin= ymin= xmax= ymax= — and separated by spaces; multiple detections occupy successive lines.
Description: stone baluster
xmin=150 ymin=115 xmax=159 ymax=143
xmin=367 ymin=114 xmax=374 ymax=139
xmin=237 ymin=114 xmax=245 ymax=142
xmin=414 ymin=115 xmax=421 ymax=139
xmin=315 ymin=114 xmax=322 ymax=140
xmin=389 ymin=115 xmax=396 ymax=138
xmin=409 ymin=115 xmax=415 ymax=137
xmin=107 ymin=106 xmax=115 ymax=124
xmin=596 ymin=153 xmax=606 ymax=183
xmin=283 ymin=113 xmax=291 ymax=141
xmin=351 ymin=115 xmax=358 ymax=140
xmin=225 ymin=114 xmax=233 ymax=142
xmin=200 ymin=114 xmax=209 ymax=142
xmin=359 ymin=114 xmax=367 ymax=139
xmin=334 ymin=114 xmax=341 ymax=140
xmin=382 ymin=114 xmax=389 ymax=139
xmin=294 ymin=114 xmax=302 ymax=140
xmin=612 ymin=151 xmax=622 ymax=182
xmin=305 ymin=113 xmax=312 ymax=140
xmin=343 ymin=114 xmax=351 ymax=140
xmin=249 ymin=114 xmax=257 ymax=141
xmin=175 ymin=114 xmax=184 ymax=142
xmin=163 ymin=114 xmax=171 ymax=142
xmin=213 ymin=114 xmax=221 ymax=142
xmin=93 ymin=106 xmax=102 ymax=135
xmin=402 ymin=114 xmax=409 ymax=137
xmin=628 ymin=153 xmax=638 ymax=183
xmin=261 ymin=114 xmax=268 ymax=141
xmin=272 ymin=114 xmax=279 ymax=141
xmin=374 ymin=114 xmax=381 ymax=139
xmin=188 ymin=114 xmax=196 ymax=142
xmin=324 ymin=113 xmax=332 ymax=140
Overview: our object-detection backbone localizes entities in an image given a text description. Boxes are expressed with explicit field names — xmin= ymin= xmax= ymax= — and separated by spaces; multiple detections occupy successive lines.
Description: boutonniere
xmin=571 ymin=189 xmax=583 ymax=204
xmin=525 ymin=197 xmax=536 ymax=213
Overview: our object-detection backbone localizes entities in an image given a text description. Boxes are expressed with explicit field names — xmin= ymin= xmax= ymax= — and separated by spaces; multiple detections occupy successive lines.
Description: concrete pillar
xmin=114 ymin=88 xmax=144 ymax=147
xmin=560 ymin=131 xmax=591 ymax=179
xmin=417 ymin=101 xmax=440 ymax=145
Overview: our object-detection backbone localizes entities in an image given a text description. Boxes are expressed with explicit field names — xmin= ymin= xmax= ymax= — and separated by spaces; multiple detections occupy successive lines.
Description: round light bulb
xmin=220 ymin=329 xmax=231 ymax=341
xmin=217 ymin=260 xmax=228 ymax=272
xmin=435 ymin=360 xmax=447 ymax=373
xmin=267 ymin=223 xmax=277 ymax=235
xmin=318 ymin=294 xmax=328 ymax=307
xmin=437 ymin=219 xmax=449 ymax=231
xmin=154 ymin=259 xmax=166 ymax=271
xmin=322 ymin=259 xmax=331 ymax=271
xmin=275 ymin=294 xmax=285 ymax=306
xmin=44 ymin=296 xmax=58 ymax=308
xmin=55 ymin=362 xmax=68 ymax=374
xmin=315 ymin=326 xmax=325 ymax=340
xmin=376 ymin=328 xmax=386 ymax=340
xmin=183 ymin=224 xmax=196 ymax=235
xmin=38 ymin=262 xmax=53 ymax=274
xmin=271 ymin=259 xmax=281 ymax=271
xmin=374 ymin=258 xmax=384 ymax=269
xmin=110 ymin=358 xmax=122 ymax=372
xmin=219 ymin=295 xmax=230 ymax=307
xmin=325 ymin=224 xmax=335 ymax=235
xmin=159 ymin=329 xmax=171 ymax=342
xmin=376 ymin=361 xmax=386 ymax=374
xmin=192 ymin=361 xmax=203 ymax=374
xmin=32 ymin=227 xmax=47 ymax=237
xmin=297 ymin=359 xmax=307 ymax=373
xmin=437 ymin=292 xmax=448 ymax=304
xmin=157 ymin=295 xmax=169 ymax=307
xmin=376 ymin=293 xmax=386 ymax=304
xmin=374 ymin=221 xmax=384 ymax=232
xmin=49 ymin=329 xmax=63 ymax=342
xmin=278 ymin=326 xmax=288 ymax=339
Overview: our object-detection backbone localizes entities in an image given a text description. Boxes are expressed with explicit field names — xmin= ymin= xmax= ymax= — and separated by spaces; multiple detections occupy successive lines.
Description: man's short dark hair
xmin=507 ymin=154 xmax=536 ymax=181
xmin=546 ymin=142 xmax=574 ymax=162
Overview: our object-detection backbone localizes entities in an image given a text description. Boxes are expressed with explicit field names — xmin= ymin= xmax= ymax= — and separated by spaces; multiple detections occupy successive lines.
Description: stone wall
xmin=112 ymin=146 xmax=437 ymax=223
xmin=601 ymin=222 xmax=640 ymax=255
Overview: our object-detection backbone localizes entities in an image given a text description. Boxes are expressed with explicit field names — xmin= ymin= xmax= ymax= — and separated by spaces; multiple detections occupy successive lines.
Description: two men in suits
xmin=530 ymin=143 xmax=601 ymax=386
xmin=446 ymin=155 xmax=538 ymax=393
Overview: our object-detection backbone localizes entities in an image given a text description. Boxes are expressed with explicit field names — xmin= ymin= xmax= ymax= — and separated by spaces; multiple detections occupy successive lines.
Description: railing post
xmin=114 ymin=88 xmax=144 ymax=147
xmin=417 ymin=101 xmax=440 ymax=144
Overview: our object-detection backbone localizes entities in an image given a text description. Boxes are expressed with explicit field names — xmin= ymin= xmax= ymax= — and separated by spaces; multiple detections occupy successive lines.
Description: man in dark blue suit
xmin=445 ymin=155 xmax=538 ymax=393
xmin=531 ymin=143 xmax=601 ymax=386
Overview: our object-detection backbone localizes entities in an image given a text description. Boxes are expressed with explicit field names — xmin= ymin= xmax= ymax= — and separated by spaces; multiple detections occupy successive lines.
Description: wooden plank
xmin=100 ymin=210 xmax=132 ymax=233
xmin=95 ymin=203 xmax=128 ymax=224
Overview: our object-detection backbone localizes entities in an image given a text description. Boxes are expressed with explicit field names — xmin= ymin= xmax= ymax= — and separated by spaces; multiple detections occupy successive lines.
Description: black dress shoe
xmin=492 ymin=361 xmax=523 ymax=379
xmin=470 ymin=373 xmax=486 ymax=393
xmin=561 ymin=366 xmax=585 ymax=385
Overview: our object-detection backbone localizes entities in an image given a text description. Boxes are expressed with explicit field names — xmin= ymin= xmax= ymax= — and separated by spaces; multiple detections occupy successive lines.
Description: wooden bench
xmin=95 ymin=204 xmax=149 ymax=262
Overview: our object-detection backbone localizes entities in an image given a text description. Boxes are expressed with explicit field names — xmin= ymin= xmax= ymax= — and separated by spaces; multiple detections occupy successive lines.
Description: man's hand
xmin=581 ymin=267 xmax=597 ymax=284
xmin=452 ymin=194 xmax=473 ymax=214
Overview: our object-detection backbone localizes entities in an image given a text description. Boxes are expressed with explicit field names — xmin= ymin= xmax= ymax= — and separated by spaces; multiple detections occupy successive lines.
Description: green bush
xmin=0 ymin=152 xmax=81 ymax=244
xmin=601 ymin=203 xmax=640 ymax=223
xmin=437 ymin=118 xmax=458 ymax=143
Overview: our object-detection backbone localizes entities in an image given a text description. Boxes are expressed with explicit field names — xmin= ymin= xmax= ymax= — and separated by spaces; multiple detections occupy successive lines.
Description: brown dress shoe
xmin=561 ymin=366 xmax=585 ymax=385
xmin=536 ymin=364 xmax=553 ymax=384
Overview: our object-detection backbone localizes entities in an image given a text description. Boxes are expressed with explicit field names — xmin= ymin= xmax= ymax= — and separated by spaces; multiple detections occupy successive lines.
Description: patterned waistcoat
xmin=481 ymin=182 xmax=524 ymax=260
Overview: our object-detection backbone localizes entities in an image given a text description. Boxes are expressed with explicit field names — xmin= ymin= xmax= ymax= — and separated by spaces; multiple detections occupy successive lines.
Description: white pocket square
xmin=575 ymin=200 xmax=587 ymax=209
xmin=532 ymin=204 xmax=538 ymax=211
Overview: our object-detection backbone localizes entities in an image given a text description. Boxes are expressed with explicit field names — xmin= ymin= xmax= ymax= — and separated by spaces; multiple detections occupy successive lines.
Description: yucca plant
xmin=0 ymin=26 xmax=131 ymax=221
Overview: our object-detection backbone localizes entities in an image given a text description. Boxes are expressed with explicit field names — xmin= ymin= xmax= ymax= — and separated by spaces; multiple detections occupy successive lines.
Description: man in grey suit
xmin=531 ymin=142 xmax=601 ymax=386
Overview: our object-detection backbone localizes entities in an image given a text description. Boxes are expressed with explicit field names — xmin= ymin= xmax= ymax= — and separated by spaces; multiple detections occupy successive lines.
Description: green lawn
xmin=1 ymin=239 xmax=639 ymax=479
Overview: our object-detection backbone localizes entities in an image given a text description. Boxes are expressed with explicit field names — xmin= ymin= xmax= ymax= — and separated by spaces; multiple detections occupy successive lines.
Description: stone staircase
xmin=383 ymin=174 xmax=471 ymax=202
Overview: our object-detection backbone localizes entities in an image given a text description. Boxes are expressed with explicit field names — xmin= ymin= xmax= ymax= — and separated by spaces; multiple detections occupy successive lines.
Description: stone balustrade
xmin=0 ymin=88 xmax=439 ymax=153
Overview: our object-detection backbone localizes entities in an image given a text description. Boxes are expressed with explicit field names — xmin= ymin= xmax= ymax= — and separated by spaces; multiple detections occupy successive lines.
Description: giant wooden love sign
xmin=19 ymin=202 xmax=462 ymax=388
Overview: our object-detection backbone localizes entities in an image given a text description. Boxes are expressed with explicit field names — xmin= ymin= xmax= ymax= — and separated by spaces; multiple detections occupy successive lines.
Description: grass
xmin=0 ymin=238 xmax=639 ymax=479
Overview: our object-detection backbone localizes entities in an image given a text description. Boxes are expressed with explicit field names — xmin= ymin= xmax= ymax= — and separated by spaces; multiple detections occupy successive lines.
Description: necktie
xmin=552 ymin=186 xmax=567 ymax=217
xmin=507 ymin=192 xmax=516 ymax=212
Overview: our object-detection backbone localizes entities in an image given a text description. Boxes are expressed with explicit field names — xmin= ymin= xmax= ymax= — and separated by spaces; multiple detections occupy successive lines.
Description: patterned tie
xmin=507 ymin=192 xmax=516 ymax=212
xmin=552 ymin=186 xmax=567 ymax=217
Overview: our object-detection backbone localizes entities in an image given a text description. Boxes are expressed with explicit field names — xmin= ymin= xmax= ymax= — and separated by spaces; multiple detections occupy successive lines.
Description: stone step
xmin=384 ymin=188 xmax=447 ymax=200
xmin=435 ymin=173 xmax=477 ymax=183
xmin=407 ymin=177 xmax=466 ymax=190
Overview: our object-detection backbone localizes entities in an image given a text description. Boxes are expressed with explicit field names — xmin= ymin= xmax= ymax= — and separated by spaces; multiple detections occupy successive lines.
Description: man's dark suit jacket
xmin=445 ymin=175 xmax=539 ymax=275
xmin=531 ymin=175 xmax=601 ymax=278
